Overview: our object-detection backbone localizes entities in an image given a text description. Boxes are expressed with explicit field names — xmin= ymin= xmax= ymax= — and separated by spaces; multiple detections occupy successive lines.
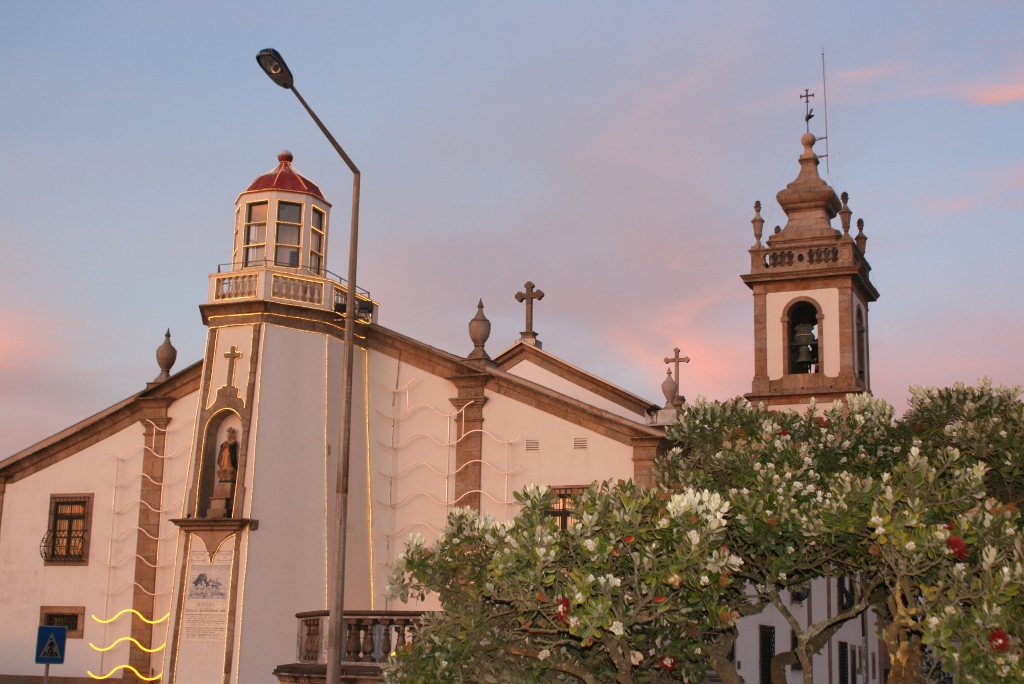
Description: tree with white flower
xmin=385 ymin=481 xmax=740 ymax=684
xmin=659 ymin=395 xmax=892 ymax=684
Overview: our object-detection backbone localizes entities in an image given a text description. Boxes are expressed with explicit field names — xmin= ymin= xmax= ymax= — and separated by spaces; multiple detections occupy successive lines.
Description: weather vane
xmin=800 ymin=88 xmax=815 ymax=132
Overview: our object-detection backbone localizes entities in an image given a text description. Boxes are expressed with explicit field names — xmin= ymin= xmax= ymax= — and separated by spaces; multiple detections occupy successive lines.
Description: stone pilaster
xmin=448 ymin=373 xmax=489 ymax=511
xmin=631 ymin=436 xmax=666 ymax=489
xmin=128 ymin=397 xmax=173 ymax=680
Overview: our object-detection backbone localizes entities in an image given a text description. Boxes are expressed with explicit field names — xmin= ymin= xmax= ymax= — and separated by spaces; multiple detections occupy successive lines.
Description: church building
xmin=0 ymin=127 xmax=883 ymax=684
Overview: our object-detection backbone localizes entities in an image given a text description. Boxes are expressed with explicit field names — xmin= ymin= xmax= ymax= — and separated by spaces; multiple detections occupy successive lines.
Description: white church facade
xmin=0 ymin=131 xmax=885 ymax=684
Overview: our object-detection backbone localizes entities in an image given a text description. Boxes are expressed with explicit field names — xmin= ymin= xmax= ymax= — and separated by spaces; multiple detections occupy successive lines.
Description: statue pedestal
xmin=207 ymin=481 xmax=235 ymax=518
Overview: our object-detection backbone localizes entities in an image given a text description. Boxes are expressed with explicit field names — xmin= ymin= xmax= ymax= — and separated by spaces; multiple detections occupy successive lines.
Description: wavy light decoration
xmin=90 ymin=636 xmax=166 ymax=653
xmin=94 ymin=581 xmax=174 ymax=597
xmin=91 ymin=609 xmax=170 ymax=625
xmin=88 ymin=664 xmax=162 ymax=681
xmin=103 ymin=469 xmax=186 ymax=489
xmin=380 ymin=458 xmax=523 ymax=479
xmin=382 ymin=428 xmax=521 ymax=450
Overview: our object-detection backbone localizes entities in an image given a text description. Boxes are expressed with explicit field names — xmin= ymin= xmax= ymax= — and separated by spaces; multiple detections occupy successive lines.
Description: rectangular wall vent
xmin=573 ymin=437 xmax=588 ymax=451
xmin=525 ymin=439 xmax=540 ymax=452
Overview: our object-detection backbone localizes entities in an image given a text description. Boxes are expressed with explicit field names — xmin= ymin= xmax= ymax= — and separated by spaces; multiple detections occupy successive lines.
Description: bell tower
xmin=741 ymin=132 xmax=878 ymax=411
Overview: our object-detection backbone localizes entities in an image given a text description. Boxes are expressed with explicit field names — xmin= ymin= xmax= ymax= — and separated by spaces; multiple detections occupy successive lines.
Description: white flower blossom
xmin=538 ymin=649 xmax=550 ymax=661
xmin=610 ymin=621 xmax=625 ymax=636
xmin=583 ymin=539 xmax=597 ymax=552
xmin=700 ymin=575 xmax=710 ymax=586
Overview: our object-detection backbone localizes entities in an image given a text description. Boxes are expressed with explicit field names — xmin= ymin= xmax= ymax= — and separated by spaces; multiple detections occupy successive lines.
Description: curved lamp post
xmin=256 ymin=48 xmax=359 ymax=684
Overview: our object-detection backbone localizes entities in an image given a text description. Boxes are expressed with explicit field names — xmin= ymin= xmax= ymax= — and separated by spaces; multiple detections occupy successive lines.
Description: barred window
xmin=545 ymin=486 xmax=586 ymax=531
xmin=40 ymin=495 xmax=92 ymax=565
xmin=40 ymin=606 xmax=85 ymax=638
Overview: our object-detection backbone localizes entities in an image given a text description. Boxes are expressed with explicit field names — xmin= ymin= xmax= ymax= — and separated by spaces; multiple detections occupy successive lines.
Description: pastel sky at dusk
xmin=2 ymin=2 xmax=1022 ymax=456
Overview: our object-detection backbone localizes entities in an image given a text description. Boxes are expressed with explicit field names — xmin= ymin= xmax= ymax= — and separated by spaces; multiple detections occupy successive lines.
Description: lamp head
xmin=256 ymin=49 xmax=294 ymax=89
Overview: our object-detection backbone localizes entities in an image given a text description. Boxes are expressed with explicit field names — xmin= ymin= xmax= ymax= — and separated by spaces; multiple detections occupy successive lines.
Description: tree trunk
xmin=770 ymin=650 xmax=798 ymax=684
xmin=707 ymin=631 xmax=744 ymax=684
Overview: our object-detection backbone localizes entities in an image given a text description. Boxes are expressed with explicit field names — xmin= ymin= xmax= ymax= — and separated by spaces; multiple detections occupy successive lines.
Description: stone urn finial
xmin=855 ymin=218 xmax=867 ymax=255
xmin=154 ymin=329 xmax=177 ymax=383
xmin=839 ymin=191 xmax=852 ymax=235
xmin=661 ymin=369 xmax=678 ymax=410
xmin=751 ymin=200 xmax=764 ymax=246
xmin=467 ymin=300 xmax=492 ymax=362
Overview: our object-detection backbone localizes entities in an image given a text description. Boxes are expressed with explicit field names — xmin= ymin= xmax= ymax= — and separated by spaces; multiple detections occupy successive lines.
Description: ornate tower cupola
xmin=208 ymin=151 xmax=375 ymax=319
xmin=741 ymin=132 xmax=878 ymax=410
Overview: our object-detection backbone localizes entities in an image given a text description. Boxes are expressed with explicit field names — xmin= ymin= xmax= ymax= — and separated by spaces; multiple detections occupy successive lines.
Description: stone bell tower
xmin=166 ymin=151 xmax=375 ymax=684
xmin=741 ymin=132 xmax=878 ymax=411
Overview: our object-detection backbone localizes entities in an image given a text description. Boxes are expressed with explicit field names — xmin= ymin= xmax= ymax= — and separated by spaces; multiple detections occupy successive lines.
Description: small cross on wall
xmin=224 ymin=345 xmax=243 ymax=389
xmin=515 ymin=281 xmax=545 ymax=348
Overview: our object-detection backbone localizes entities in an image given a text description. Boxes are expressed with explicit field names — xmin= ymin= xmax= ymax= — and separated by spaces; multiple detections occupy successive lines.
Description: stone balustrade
xmin=208 ymin=267 xmax=376 ymax=323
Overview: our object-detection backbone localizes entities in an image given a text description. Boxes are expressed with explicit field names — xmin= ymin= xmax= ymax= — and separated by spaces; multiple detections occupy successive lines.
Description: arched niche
xmin=197 ymin=410 xmax=243 ymax=518
xmin=782 ymin=298 xmax=824 ymax=375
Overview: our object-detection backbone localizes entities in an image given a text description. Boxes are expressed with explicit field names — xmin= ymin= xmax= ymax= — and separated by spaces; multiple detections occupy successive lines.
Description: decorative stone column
xmin=448 ymin=373 xmax=489 ymax=511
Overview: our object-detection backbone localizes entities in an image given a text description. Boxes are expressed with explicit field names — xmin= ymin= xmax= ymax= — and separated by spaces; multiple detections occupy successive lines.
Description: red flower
xmin=656 ymin=655 xmax=677 ymax=672
xmin=555 ymin=596 xmax=570 ymax=624
xmin=947 ymin=535 xmax=968 ymax=560
xmin=623 ymin=535 xmax=635 ymax=544
xmin=653 ymin=595 xmax=667 ymax=603
xmin=943 ymin=523 xmax=955 ymax=531
xmin=988 ymin=629 xmax=1010 ymax=652
xmin=611 ymin=548 xmax=620 ymax=556
xmin=780 ymin=430 xmax=790 ymax=437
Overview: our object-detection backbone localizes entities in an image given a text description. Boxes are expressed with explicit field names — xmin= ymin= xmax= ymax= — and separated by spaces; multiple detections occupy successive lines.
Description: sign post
xmin=35 ymin=625 xmax=66 ymax=684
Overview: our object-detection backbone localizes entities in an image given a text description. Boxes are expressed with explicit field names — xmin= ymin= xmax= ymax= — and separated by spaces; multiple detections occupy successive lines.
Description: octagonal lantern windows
xmin=238 ymin=197 xmax=328 ymax=275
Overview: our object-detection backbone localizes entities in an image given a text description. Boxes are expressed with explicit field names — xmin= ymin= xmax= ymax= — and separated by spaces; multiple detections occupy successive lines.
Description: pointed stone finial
xmin=839 ymin=192 xmax=852 ymax=235
xmin=661 ymin=369 xmax=678 ymax=410
xmin=751 ymin=200 xmax=764 ymax=246
xmin=855 ymin=218 xmax=867 ymax=254
xmin=154 ymin=329 xmax=177 ymax=383
xmin=467 ymin=300 xmax=492 ymax=362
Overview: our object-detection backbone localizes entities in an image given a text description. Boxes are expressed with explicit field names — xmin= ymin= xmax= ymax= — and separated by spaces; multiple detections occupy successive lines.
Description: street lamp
xmin=257 ymin=48 xmax=360 ymax=684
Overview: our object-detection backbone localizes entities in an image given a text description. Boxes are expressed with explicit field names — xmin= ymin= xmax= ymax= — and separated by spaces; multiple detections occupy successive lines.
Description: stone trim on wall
xmin=448 ymin=373 xmax=489 ymax=511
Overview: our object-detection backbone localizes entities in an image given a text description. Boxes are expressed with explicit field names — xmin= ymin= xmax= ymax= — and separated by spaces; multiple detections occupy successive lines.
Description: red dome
xmin=241 ymin=151 xmax=329 ymax=204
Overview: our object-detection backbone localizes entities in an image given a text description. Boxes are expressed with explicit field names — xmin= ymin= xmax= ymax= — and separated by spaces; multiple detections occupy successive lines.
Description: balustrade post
xmin=379 ymin=619 xmax=392 ymax=662
xmin=361 ymin=619 xmax=375 ymax=662
xmin=345 ymin=618 xmax=361 ymax=662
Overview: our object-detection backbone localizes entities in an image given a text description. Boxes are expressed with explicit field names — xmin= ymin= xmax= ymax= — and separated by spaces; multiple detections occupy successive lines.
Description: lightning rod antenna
xmin=822 ymin=48 xmax=830 ymax=175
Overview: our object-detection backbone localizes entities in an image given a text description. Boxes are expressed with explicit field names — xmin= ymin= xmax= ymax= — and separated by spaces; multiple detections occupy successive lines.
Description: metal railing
xmin=216 ymin=260 xmax=371 ymax=298
xmin=40 ymin=529 xmax=88 ymax=563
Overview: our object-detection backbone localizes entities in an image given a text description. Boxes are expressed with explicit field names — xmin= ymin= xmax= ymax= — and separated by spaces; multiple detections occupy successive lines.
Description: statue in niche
xmin=217 ymin=428 xmax=238 ymax=482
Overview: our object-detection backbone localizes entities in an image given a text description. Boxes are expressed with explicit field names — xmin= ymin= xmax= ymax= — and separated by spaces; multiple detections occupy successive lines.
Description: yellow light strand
xmin=364 ymin=346 xmax=374 ymax=608
xmin=88 ymin=664 xmax=162 ymax=681
xmin=91 ymin=609 xmax=169 ymax=625
xmin=90 ymin=636 xmax=166 ymax=653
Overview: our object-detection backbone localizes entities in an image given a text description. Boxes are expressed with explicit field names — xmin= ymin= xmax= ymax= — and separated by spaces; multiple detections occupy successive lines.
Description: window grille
xmin=839 ymin=642 xmax=849 ymax=684
xmin=40 ymin=495 xmax=92 ymax=564
xmin=40 ymin=606 xmax=85 ymax=638
xmin=759 ymin=625 xmax=775 ymax=684
xmin=837 ymin=576 xmax=855 ymax=611
xmin=544 ymin=486 xmax=586 ymax=530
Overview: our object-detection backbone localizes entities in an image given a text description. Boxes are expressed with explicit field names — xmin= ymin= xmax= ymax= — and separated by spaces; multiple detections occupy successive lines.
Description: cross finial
xmin=663 ymin=347 xmax=690 ymax=407
xmin=800 ymin=89 xmax=815 ymax=132
xmin=224 ymin=345 xmax=243 ymax=389
xmin=515 ymin=281 xmax=545 ymax=348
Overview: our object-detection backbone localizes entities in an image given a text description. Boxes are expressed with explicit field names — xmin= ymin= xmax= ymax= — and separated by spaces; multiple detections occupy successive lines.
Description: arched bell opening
xmin=786 ymin=300 xmax=820 ymax=375
xmin=196 ymin=410 xmax=243 ymax=518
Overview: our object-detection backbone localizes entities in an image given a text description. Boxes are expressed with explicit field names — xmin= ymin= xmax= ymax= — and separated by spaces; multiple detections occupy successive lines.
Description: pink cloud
xmin=918 ymin=196 xmax=977 ymax=212
xmin=963 ymin=82 xmax=1024 ymax=106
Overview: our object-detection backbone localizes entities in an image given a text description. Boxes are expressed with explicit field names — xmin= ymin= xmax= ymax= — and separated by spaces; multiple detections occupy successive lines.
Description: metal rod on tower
xmin=822 ymin=48 xmax=830 ymax=175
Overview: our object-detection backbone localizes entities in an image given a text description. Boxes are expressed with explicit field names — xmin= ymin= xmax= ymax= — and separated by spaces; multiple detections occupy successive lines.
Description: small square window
xmin=41 ymin=495 xmax=93 ymax=565
xmin=40 ymin=606 xmax=86 ymax=638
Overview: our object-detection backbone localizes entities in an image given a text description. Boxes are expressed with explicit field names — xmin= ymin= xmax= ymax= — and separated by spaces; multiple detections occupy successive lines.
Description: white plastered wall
xmin=766 ymin=289 xmax=840 ymax=380
xmin=367 ymin=349 xmax=456 ymax=612
xmin=504 ymin=361 xmax=643 ymax=421
xmin=480 ymin=392 xmax=635 ymax=523
xmin=0 ymin=422 xmax=144 ymax=678
xmin=233 ymin=324 xmax=334 ymax=684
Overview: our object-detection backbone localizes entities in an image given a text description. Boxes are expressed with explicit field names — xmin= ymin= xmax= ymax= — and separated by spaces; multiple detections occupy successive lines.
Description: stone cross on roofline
xmin=663 ymin=347 xmax=689 ymax=408
xmin=515 ymin=281 xmax=544 ymax=349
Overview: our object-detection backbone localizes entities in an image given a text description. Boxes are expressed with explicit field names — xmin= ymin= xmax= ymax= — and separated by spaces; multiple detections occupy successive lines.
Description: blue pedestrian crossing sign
xmin=35 ymin=625 xmax=66 ymax=664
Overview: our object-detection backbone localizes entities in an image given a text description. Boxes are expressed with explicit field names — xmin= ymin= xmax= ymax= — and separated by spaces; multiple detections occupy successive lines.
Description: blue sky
xmin=2 ymin=2 xmax=1022 ymax=455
